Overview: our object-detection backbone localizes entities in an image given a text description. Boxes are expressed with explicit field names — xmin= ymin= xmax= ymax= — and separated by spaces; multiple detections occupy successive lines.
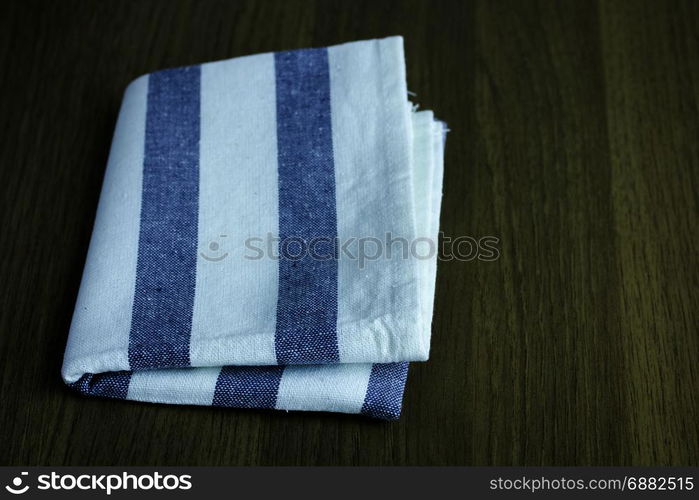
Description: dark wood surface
xmin=1 ymin=0 xmax=697 ymax=466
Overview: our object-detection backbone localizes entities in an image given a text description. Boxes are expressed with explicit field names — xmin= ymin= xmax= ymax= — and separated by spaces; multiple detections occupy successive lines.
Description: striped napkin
xmin=62 ymin=36 xmax=446 ymax=419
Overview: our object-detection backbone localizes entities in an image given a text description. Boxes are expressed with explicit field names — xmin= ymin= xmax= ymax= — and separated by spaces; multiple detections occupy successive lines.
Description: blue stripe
xmin=69 ymin=372 xmax=132 ymax=400
xmin=129 ymin=66 xmax=201 ymax=370
xmin=361 ymin=363 xmax=409 ymax=420
xmin=212 ymin=366 xmax=285 ymax=409
xmin=273 ymin=48 xmax=340 ymax=365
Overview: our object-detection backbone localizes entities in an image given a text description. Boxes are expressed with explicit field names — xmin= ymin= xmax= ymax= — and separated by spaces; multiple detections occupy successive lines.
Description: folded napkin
xmin=62 ymin=36 xmax=446 ymax=419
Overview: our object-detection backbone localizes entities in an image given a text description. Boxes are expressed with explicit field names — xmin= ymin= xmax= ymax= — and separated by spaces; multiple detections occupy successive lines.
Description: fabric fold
xmin=62 ymin=37 xmax=446 ymax=419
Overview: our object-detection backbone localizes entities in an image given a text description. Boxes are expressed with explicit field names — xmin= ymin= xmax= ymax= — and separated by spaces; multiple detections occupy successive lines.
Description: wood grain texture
xmin=0 ymin=0 xmax=696 ymax=466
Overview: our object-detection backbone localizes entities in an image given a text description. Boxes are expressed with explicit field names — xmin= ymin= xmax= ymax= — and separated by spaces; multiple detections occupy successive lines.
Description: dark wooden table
xmin=1 ymin=0 xmax=697 ymax=466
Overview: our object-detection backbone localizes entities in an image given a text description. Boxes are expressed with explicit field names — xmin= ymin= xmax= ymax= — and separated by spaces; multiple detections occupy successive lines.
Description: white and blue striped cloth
xmin=62 ymin=37 xmax=446 ymax=419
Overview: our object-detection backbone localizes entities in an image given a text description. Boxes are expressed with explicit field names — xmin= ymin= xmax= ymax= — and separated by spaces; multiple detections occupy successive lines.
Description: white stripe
xmin=411 ymin=111 xmax=435 ymax=238
xmin=62 ymin=76 xmax=148 ymax=382
xmin=189 ymin=54 xmax=279 ymax=367
xmin=412 ymin=111 xmax=438 ymax=354
xmin=430 ymin=121 xmax=446 ymax=236
xmin=127 ymin=367 xmax=221 ymax=405
xmin=420 ymin=120 xmax=446 ymax=329
xmin=275 ymin=363 xmax=373 ymax=414
xmin=328 ymin=37 xmax=426 ymax=363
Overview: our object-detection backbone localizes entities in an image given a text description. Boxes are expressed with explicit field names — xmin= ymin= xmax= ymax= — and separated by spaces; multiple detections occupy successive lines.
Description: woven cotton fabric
xmin=62 ymin=37 xmax=446 ymax=419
